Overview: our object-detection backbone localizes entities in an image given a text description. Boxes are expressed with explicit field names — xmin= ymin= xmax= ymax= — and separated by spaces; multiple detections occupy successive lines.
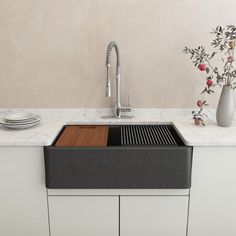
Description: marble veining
xmin=0 ymin=108 xmax=235 ymax=146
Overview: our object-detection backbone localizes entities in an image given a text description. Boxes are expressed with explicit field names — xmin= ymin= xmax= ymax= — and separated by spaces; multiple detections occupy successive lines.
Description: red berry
xmin=197 ymin=100 xmax=204 ymax=107
xmin=206 ymin=79 xmax=213 ymax=87
xmin=194 ymin=118 xmax=202 ymax=126
xmin=198 ymin=63 xmax=207 ymax=71
xmin=227 ymin=56 xmax=234 ymax=63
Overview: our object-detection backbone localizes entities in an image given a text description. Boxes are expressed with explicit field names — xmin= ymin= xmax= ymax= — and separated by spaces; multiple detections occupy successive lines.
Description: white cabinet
xmin=120 ymin=196 xmax=189 ymax=236
xmin=188 ymin=147 xmax=236 ymax=236
xmin=48 ymin=196 xmax=119 ymax=236
xmin=0 ymin=147 xmax=49 ymax=236
xmin=48 ymin=194 xmax=189 ymax=236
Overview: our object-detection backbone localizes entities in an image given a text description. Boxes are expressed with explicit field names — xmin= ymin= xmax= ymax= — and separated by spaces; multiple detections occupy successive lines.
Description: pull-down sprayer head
xmin=106 ymin=65 xmax=111 ymax=97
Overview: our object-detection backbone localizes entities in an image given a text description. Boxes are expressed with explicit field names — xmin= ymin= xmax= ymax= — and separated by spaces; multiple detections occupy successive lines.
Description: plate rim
xmin=3 ymin=115 xmax=40 ymax=124
xmin=5 ymin=112 xmax=35 ymax=121
xmin=1 ymin=122 xmax=40 ymax=129
xmin=0 ymin=118 xmax=41 ymax=126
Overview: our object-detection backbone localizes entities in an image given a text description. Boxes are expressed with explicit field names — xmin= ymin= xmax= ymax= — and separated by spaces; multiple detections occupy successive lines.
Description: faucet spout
xmin=106 ymin=42 xmax=120 ymax=101
xmin=105 ymin=41 xmax=132 ymax=118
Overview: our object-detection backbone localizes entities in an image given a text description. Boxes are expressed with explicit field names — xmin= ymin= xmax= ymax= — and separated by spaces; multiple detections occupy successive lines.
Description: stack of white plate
xmin=0 ymin=112 xmax=41 ymax=129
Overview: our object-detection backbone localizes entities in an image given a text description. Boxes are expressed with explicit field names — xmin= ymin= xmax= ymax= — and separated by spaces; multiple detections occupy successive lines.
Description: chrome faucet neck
xmin=106 ymin=42 xmax=120 ymax=102
xmin=106 ymin=41 xmax=120 ymax=67
xmin=105 ymin=41 xmax=132 ymax=118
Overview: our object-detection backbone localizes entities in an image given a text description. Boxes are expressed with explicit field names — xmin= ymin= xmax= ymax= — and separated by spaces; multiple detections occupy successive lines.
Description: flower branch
xmin=184 ymin=25 xmax=236 ymax=126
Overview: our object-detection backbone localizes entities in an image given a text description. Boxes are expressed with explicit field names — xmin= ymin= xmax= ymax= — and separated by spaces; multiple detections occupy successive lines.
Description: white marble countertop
xmin=0 ymin=108 xmax=236 ymax=146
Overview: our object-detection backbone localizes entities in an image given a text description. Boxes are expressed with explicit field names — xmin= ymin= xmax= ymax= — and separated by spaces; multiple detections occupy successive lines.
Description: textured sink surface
xmin=44 ymin=124 xmax=192 ymax=189
xmin=108 ymin=125 xmax=185 ymax=146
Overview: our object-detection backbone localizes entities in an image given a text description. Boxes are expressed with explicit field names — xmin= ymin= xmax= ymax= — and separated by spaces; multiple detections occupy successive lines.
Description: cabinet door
xmin=49 ymin=196 xmax=118 ymax=236
xmin=120 ymin=196 xmax=188 ymax=236
xmin=0 ymin=147 xmax=49 ymax=236
xmin=188 ymin=147 xmax=236 ymax=236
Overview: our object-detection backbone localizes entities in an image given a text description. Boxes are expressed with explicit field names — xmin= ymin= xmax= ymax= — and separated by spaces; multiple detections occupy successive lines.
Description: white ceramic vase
xmin=216 ymin=85 xmax=235 ymax=127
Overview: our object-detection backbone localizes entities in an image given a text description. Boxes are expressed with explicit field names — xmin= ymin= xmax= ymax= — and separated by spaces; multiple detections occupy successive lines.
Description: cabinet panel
xmin=188 ymin=147 xmax=236 ymax=236
xmin=0 ymin=147 xmax=49 ymax=236
xmin=120 ymin=196 xmax=188 ymax=236
xmin=49 ymin=196 xmax=118 ymax=236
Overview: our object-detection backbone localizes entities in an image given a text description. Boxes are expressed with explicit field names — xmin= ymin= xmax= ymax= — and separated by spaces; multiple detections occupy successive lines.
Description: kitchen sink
xmin=44 ymin=125 xmax=192 ymax=189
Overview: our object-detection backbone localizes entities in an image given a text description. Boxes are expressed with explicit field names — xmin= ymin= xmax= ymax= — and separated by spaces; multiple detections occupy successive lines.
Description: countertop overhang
xmin=0 ymin=108 xmax=235 ymax=146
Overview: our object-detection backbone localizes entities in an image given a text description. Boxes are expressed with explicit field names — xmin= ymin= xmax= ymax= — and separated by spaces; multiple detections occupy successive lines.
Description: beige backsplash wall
xmin=0 ymin=0 xmax=236 ymax=108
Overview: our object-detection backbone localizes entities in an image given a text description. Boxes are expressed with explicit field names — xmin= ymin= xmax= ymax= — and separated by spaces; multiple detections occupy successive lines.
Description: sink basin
xmin=44 ymin=125 xmax=192 ymax=189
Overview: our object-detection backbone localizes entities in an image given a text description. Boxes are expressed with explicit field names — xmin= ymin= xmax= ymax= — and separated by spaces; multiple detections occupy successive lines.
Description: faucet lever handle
xmin=128 ymin=95 xmax=131 ymax=107
xmin=120 ymin=95 xmax=132 ymax=113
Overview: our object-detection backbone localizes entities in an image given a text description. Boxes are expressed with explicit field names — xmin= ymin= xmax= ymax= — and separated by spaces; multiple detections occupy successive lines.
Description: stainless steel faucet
xmin=105 ymin=41 xmax=132 ymax=118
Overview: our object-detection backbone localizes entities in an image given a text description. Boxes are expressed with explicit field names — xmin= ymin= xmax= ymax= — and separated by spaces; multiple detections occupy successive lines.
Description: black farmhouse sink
xmin=44 ymin=125 xmax=192 ymax=189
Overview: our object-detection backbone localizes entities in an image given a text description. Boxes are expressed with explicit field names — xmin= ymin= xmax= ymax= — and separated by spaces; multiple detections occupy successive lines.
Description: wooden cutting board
xmin=55 ymin=125 xmax=109 ymax=147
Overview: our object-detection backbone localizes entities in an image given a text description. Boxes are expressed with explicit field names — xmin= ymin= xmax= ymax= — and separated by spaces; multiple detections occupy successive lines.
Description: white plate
xmin=5 ymin=112 xmax=35 ymax=122
xmin=5 ymin=117 xmax=36 ymax=123
xmin=1 ymin=121 xmax=41 ymax=130
xmin=3 ymin=115 xmax=41 ymax=124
